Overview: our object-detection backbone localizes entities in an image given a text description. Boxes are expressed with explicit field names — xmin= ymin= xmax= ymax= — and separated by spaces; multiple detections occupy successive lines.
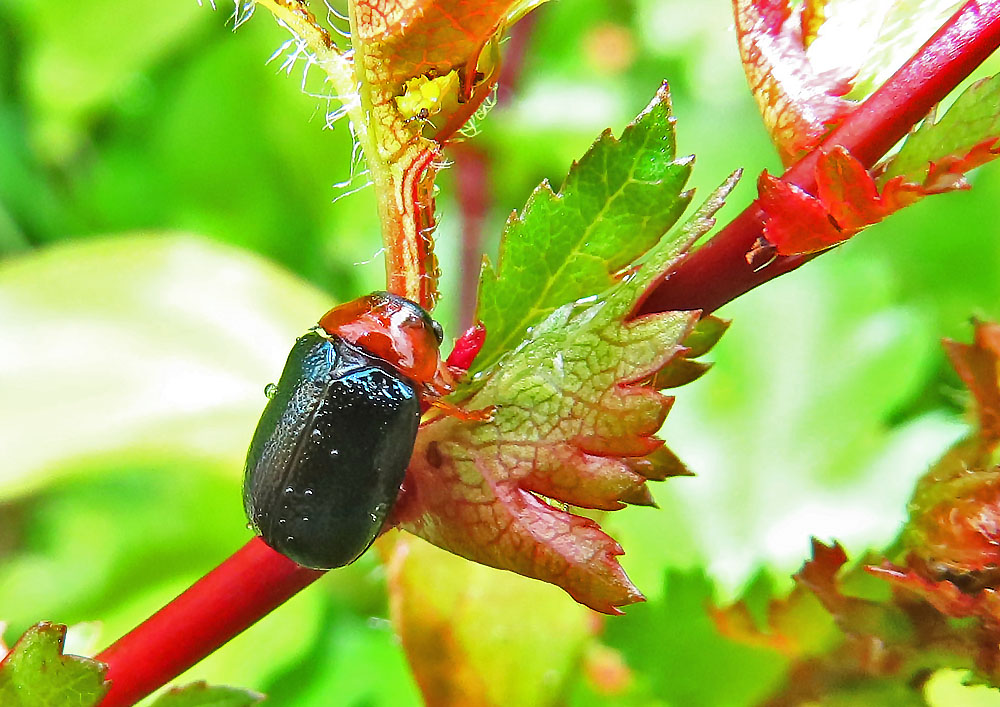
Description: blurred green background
xmin=2 ymin=0 xmax=1000 ymax=704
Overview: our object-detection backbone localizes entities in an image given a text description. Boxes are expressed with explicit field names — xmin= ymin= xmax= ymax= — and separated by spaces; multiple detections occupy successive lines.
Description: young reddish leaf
xmin=923 ymin=137 xmax=1000 ymax=191
xmin=581 ymin=644 xmax=634 ymax=698
xmin=719 ymin=325 xmax=1000 ymax=702
xmin=354 ymin=0 xmax=543 ymax=109
xmin=756 ymin=171 xmax=843 ymax=256
xmin=943 ymin=321 xmax=1000 ymax=442
xmin=787 ymin=540 xmax=901 ymax=640
xmin=392 ymin=164 xmax=740 ymax=613
xmin=755 ymin=141 xmax=987 ymax=258
xmin=0 ymin=623 xmax=109 ymax=706
xmin=382 ymin=534 xmax=595 ymax=707
xmin=718 ymin=542 xmax=960 ymax=704
xmin=897 ymin=322 xmax=1000 ymax=589
xmin=868 ymin=564 xmax=1000 ymax=625
xmin=815 ymin=148 xmax=924 ymax=229
xmin=711 ymin=550 xmax=843 ymax=662
xmin=733 ymin=0 xmax=856 ymax=165
xmin=754 ymin=74 xmax=1000 ymax=259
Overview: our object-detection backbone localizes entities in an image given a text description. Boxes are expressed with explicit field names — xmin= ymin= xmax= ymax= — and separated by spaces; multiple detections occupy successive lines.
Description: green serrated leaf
xmin=401 ymin=172 xmax=740 ymax=613
xmin=0 ymin=622 xmax=109 ymax=707
xmin=884 ymin=73 xmax=1000 ymax=183
xmin=471 ymin=82 xmax=695 ymax=375
xmin=150 ymin=681 xmax=264 ymax=707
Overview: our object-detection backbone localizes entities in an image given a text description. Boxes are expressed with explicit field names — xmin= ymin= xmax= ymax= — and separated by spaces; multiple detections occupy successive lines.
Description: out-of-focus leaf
xmin=925 ymin=670 xmax=1000 ymax=707
xmin=149 ymin=681 xmax=263 ymax=707
xmin=16 ymin=0 xmax=210 ymax=161
xmin=0 ymin=233 xmax=329 ymax=498
xmin=472 ymin=82 xmax=694 ymax=375
xmin=0 ymin=622 xmax=109 ymax=706
xmin=383 ymin=534 xmax=594 ymax=707
xmin=941 ymin=321 xmax=1000 ymax=442
xmin=602 ymin=569 xmax=787 ymax=706
xmin=892 ymin=322 xmax=1000 ymax=592
xmin=0 ymin=232 xmax=375 ymax=698
xmin=846 ymin=0 xmax=964 ymax=97
xmin=659 ymin=250 xmax=958 ymax=591
xmin=721 ymin=541 xmax=934 ymax=705
xmin=261 ymin=599 xmax=422 ymax=707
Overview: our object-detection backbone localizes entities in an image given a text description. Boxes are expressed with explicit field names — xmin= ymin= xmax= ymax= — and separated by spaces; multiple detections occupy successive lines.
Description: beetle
xmin=243 ymin=291 xmax=449 ymax=569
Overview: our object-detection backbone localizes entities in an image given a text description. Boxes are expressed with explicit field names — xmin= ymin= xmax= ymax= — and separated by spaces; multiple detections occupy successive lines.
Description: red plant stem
xmin=94 ymin=4 xmax=1000 ymax=704
xmin=638 ymin=0 xmax=1000 ymax=317
xmin=452 ymin=145 xmax=491 ymax=330
xmin=95 ymin=538 xmax=323 ymax=707
xmin=448 ymin=13 xmax=540 ymax=330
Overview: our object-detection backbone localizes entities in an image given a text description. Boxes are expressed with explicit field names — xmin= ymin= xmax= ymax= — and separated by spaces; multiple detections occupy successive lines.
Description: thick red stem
xmin=95 ymin=538 xmax=323 ymax=707
xmin=638 ymin=0 xmax=1000 ymax=317
xmin=94 ymin=3 xmax=1000 ymax=703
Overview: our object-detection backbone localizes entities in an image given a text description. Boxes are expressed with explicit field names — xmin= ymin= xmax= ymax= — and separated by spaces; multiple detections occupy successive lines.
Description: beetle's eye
xmin=431 ymin=319 xmax=444 ymax=345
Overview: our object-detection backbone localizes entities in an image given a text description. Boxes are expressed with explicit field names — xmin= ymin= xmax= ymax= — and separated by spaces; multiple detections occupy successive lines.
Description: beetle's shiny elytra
xmin=243 ymin=292 xmax=444 ymax=569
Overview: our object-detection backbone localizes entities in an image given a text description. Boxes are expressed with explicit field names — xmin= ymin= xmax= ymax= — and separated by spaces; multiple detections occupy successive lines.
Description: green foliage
xmin=2 ymin=0 xmax=1000 ymax=705
xmin=602 ymin=570 xmax=787 ymax=706
xmin=0 ymin=623 xmax=108 ymax=706
xmin=149 ymin=682 xmax=263 ymax=707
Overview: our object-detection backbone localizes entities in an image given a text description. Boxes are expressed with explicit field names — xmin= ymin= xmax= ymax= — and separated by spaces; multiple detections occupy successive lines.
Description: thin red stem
xmin=638 ymin=0 xmax=1000 ymax=317
xmin=452 ymin=145 xmax=491 ymax=330
xmin=448 ymin=12 xmax=540 ymax=330
xmin=94 ymin=4 xmax=1000 ymax=704
xmin=95 ymin=538 xmax=323 ymax=707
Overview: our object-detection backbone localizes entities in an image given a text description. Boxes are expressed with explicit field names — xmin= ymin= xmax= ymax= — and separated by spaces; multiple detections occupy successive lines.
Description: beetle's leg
xmin=427 ymin=398 xmax=495 ymax=423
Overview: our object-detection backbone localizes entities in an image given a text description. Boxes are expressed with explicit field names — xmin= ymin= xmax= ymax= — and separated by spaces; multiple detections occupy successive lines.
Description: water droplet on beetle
xmin=304 ymin=488 xmax=314 ymax=496
xmin=264 ymin=383 xmax=278 ymax=399
xmin=311 ymin=429 xmax=323 ymax=442
xmin=329 ymin=449 xmax=339 ymax=458
xmin=284 ymin=486 xmax=294 ymax=494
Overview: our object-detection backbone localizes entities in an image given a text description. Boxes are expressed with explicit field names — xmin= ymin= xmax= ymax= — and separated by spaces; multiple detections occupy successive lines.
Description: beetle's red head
xmin=318 ymin=292 xmax=445 ymax=387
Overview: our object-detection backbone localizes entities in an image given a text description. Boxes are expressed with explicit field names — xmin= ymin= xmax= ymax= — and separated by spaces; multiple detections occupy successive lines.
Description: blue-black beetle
xmin=243 ymin=292 xmax=447 ymax=569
